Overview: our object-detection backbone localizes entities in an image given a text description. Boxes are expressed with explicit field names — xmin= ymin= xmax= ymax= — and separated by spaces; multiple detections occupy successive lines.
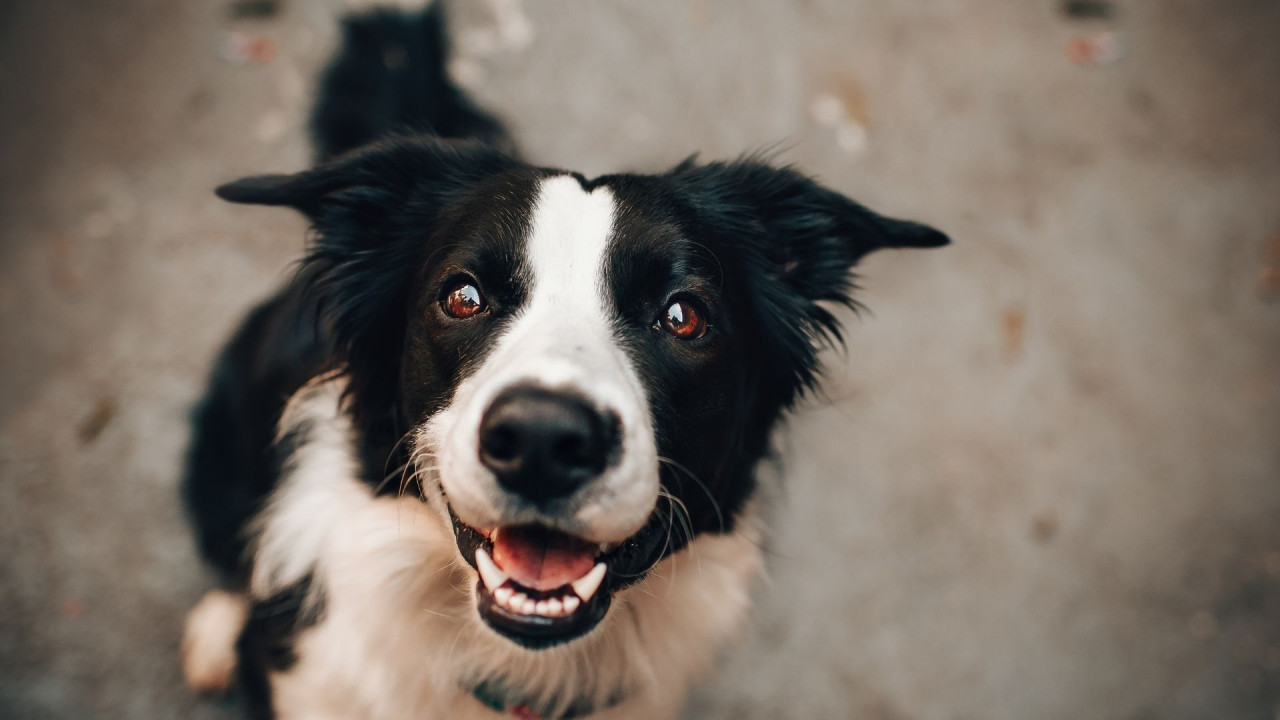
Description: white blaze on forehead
xmin=426 ymin=173 xmax=660 ymax=541
xmin=523 ymin=174 xmax=615 ymax=327
xmin=491 ymin=174 xmax=629 ymax=389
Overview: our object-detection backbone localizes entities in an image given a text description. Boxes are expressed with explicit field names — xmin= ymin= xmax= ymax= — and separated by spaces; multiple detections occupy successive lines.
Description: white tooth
xmin=491 ymin=528 xmax=501 ymax=544
xmin=521 ymin=599 xmax=536 ymax=615
xmin=475 ymin=548 xmax=508 ymax=591
xmin=507 ymin=592 xmax=528 ymax=611
xmin=570 ymin=563 xmax=607 ymax=602
xmin=598 ymin=543 xmax=610 ymax=554
xmin=546 ymin=598 xmax=563 ymax=616
xmin=534 ymin=600 xmax=550 ymax=616
xmin=494 ymin=587 xmax=513 ymax=605
xmin=562 ymin=595 xmax=580 ymax=614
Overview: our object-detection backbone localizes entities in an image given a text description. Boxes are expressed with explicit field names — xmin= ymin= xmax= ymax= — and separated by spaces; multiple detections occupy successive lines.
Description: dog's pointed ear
xmin=667 ymin=158 xmax=949 ymax=399
xmin=216 ymin=154 xmax=379 ymax=219
xmin=215 ymin=172 xmax=341 ymax=214
xmin=670 ymin=158 xmax=948 ymax=287
xmin=214 ymin=136 xmax=516 ymax=219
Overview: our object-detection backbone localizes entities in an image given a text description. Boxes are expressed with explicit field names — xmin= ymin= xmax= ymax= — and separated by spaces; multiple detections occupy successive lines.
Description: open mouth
xmin=451 ymin=514 xmax=613 ymax=648
xmin=450 ymin=507 xmax=677 ymax=649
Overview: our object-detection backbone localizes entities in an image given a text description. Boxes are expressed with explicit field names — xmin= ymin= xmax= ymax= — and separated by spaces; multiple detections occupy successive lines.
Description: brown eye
xmin=660 ymin=298 xmax=707 ymax=339
xmin=442 ymin=281 xmax=486 ymax=319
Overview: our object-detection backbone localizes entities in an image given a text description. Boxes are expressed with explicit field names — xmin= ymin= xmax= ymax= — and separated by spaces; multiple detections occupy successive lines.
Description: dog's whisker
xmin=442 ymin=623 xmax=469 ymax=673
xmin=658 ymin=456 xmax=724 ymax=533
xmin=658 ymin=487 xmax=701 ymax=575
xmin=397 ymin=453 xmax=440 ymax=503
xmin=374 ymin=462 xmax=410 ymax=496
xmin=657 ymin=488 xmax=694 ymax=548
xmin=391 ymin=456 xmax=440 ymax=535
xmin=418 ymin=606 xmax=462 ymax=620
xmin=611 ymin=491 xmax=681 ymax=581
xmin=659 ymin=490 xmax=679 ymax=586
xmin=382 ymin=429 xmax=417 ymax=476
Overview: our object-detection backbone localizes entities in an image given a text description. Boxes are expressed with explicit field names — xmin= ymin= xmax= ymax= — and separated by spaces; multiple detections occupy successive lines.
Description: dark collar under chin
xmin=465 ymin=678 xmax=627 ymax=719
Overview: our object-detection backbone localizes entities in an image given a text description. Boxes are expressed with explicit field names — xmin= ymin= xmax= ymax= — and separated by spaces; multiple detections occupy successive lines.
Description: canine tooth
xmin=521 ymin=598 xmax=536 ymax=615
xmin=570 ymin=563 xmax=607 ymax=602
xmin=507 ymin=592 xmax=528 ymax=610
xmin=546 ymin=598 xmax=563 ymax=616
xmin=534 ymin=600 xmax=550 ymax=616
xmin=475 ymin=548 xmax=508 ymax=591
xmin=494 ymin=586 xmax=514 ymax=605
xmin=491 ymin=528 xmax=501 ymax=544
xmin=562 ymin=595 xmax=580 ymax=614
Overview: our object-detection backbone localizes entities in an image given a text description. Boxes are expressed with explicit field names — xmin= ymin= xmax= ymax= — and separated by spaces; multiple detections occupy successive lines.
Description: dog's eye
xmin=658 ymin=298 xmax=707 ymax=340
xmin=442 ymin=280 xmax=486 ymax=319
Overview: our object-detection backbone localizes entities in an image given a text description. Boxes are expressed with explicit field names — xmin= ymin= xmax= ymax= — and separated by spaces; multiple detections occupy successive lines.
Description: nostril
xmin=553 ymin=435 xmax=582 ymax=462
xmin=482 ymin=424 xmax=521 ymax=464
xmin=551 ymin=432 xmax=602 ymax=475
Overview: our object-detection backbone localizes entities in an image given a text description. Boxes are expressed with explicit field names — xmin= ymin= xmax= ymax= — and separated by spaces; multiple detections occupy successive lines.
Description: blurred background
xmin=1 ymin=0 xmax=1278 ymax=718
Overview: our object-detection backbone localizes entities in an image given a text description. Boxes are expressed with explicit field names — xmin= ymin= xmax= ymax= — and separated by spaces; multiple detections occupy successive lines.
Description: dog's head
xmin=218 ymin=137 xmax=946 ymax=649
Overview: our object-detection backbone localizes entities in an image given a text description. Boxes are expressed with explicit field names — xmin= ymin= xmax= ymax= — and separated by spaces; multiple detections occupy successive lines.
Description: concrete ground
xmin=1 ymin=0 xmax=1278 ymax=718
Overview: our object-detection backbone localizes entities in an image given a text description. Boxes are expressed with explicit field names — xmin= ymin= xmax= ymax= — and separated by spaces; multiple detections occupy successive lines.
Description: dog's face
xmin=218 ymin=138 xmax=946 ymax=649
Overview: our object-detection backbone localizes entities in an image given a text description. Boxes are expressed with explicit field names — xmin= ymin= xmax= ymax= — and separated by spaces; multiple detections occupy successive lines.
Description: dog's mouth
xmin=450 ymin=506 xmax=677 ymax=649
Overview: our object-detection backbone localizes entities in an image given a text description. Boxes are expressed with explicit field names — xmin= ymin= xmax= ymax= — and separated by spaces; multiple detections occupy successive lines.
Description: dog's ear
xmin=668 ymin=157 xmax=948 ymax=290
xmin=216 ymin=137 xmax=518 ymax=419
xmin=216 ymin=136 xmax=514 ymax=219
xmin=668 ymin=158 xmax=948 ymax=399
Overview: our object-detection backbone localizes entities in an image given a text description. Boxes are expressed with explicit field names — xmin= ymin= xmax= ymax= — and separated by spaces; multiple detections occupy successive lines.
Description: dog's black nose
xmin=478 ymin=387 xmax=617 ymax=504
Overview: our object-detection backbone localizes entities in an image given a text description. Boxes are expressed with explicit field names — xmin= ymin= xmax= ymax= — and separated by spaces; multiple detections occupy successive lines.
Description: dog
xmin=180 ymin=5 xmax=948 ymax=719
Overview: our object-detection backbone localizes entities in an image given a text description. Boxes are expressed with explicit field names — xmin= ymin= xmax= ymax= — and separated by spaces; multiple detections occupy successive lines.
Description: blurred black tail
xmin=310 ymin=5 xmax=515 ymax=161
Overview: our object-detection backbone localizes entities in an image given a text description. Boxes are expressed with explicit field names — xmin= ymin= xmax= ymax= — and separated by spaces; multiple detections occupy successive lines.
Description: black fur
xmin=183 ymin=283 xmax=324 ymax=583
xmin=236 ymin=573 xmax=325 ymax=720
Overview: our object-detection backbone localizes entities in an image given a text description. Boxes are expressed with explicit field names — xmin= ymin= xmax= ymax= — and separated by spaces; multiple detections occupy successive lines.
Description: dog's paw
xmin=182 ymin=589 xmax=249 ymax=694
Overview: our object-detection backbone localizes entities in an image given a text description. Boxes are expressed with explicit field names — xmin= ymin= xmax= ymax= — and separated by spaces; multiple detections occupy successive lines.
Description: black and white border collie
xmin=180 ymin=6 xmax=947 ymax=719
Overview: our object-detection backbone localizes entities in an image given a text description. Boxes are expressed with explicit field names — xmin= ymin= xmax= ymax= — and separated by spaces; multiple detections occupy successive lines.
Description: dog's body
xmin=182 ymin=6 xmax=946 ymax=719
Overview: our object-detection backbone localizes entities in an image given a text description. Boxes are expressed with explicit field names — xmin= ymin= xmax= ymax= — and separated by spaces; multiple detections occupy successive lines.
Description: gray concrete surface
xmin=2 ymin=1 xmax=1278 ymax=718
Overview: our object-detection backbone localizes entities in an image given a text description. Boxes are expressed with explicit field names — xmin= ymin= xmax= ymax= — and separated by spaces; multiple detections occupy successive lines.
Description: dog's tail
xmin=310 ymin=4 xmax=515 ymax=161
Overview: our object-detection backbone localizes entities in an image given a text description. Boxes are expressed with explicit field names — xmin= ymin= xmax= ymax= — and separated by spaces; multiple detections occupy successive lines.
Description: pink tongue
xmin=491 ymin=526 xmax=597 ymax=592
